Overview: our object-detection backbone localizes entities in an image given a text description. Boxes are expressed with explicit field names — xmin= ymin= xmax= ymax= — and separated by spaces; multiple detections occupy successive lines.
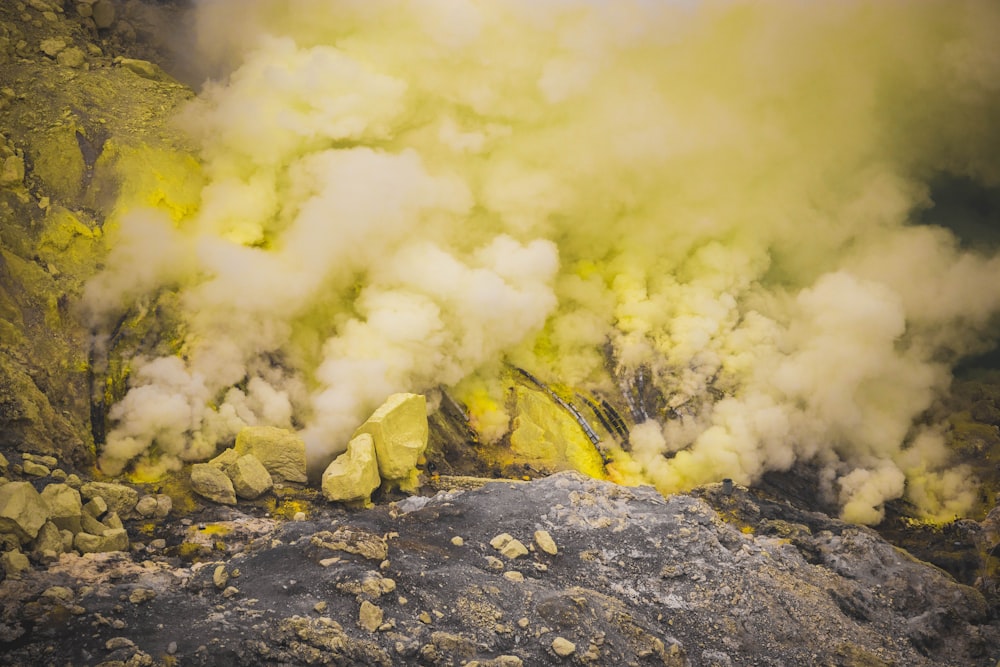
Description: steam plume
xmin=87 ymin=0 xmax=1000 ymax=523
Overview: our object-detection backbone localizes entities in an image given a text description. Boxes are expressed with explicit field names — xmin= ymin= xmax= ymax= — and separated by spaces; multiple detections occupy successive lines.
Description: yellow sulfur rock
xmin=509 ymin=386 xmax=607 ymax=480
xmin=322 ymin=433 xmax=380 ymax=504
xmin=353 ymin=393 xmax=428 ymax=482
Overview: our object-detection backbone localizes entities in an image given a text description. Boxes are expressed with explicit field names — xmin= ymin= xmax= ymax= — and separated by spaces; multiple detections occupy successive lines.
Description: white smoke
xmin=86 ymin=0 xmax=1000 ymax=523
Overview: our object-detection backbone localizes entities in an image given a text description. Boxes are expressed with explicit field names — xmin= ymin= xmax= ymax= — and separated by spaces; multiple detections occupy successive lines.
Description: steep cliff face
xmin=0 ymin=0 xmax=196 ymax=469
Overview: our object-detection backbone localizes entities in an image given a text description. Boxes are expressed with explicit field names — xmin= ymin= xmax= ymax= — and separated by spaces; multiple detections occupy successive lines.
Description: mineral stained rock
xmin=189 ymin=463 xmax=237 ymax=505
xmin=322 ymin=432 xmax=380 ymax=504
xmin=352 ymin=392 xmax=428 ymax=482
xmin=0 ymin=481 xmax=51 ymax=542
xmin=225 ymin=453 xmax=273 ymax=500
xmin=234 ymin=426 xmax=307 ymax=483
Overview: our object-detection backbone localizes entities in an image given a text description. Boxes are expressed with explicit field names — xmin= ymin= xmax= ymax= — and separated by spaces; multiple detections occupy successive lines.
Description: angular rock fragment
xmin=353 ymin=393 xmax=428 ymax=481
xmin=1 ymin=549 xmax=30 ymax=577
xmin=74 ymin=527 xmax=128 ymax=553
xmin=80 ymin=482 xmax=138 ymax=518
xmin=359 ymin=600 xmax=383 ymax=632
xmin=323 ymin=433 xmax=380 ymax=504
xmin=534 ymin=529 xmax=558 ymax=555
xmin=226 ymin=454 xmax=273 ymax=499
xmin=234 ymin=426 xmax=307 ymax=483
xmin=190 ymin=463 xmax=237 ymax=505
xmin=0 ymin=481 xmax=51 ymax=541
xmin=40 ymin=483 xmax=82 ymax=533
xmin=490 ymin=533 xmax=528 ymax=559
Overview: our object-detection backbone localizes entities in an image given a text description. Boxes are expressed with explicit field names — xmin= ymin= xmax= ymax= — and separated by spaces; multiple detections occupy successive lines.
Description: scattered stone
xmin=490 ymin=533 xmax=529 ymax=559
xmin=134 ymin=496 xmax=158 ymax=517
xmin=418 ymin=611 xmax=432 ymax=624
xmin=129 ymin=588 xmax=155 ymax=604
xmin=166 ymin=641 xmax=177 ymax=655
xmin=83 ymin=495 xmax=107 ymax=518
xmin=314 ymin=601 xmax=328 ymax=613
xmin=0 ymin=155 xmax=25 ymax=186
xmin=74 ymin=528 xmax=128 ymax=553
xmin=503 ymin=571 xmax=524 ymax=582
xmin=33 ymin=520 xmax=65 ymax=556
xmin=353 ymin=393 xmax=428 ymax=481
xmin=0 ymin=481 xmax=51 ymax=541
xmin=226 ymin=454 xmax=273 ymax=500
xmin=552 ymin=637 xmax=576 ymax=657
xmin=22 ymin=460 xmax=50 ymax=477
xmin=359 ymin=600 xmax=383 ymax=632
xmin=1 ymin=549 xmax=31 ymax=577
xmin=534 ymin=530 xmax=558 ymax=555
xmin=39 ymin=39 xmax=65 ymax=59
xmin=485 ymin=556 xmax=504 ymax=571
xmin=213 ymin=565 xmax=228 ymax=590
xmin=50 ymin=469 xmax=67 ymax=481
xmin=190 ymin=463 xmax=237 ymax=505
xmin=41 ymin=586 xmax=73 ymax=602
xmin=0 ymin=453 xmax=7 ymax=472
xmin=106 ymin=637 xmax=136 ymax=651
xmin=64 ymin=474 xmax=82 ymax=489
xmin=234 ymin=426 xmax=307 ymax=483
xmin=40 ymin=483 xmax=82 ymax=533
xmin=80 ymin=482 xmax=138 ymax=518
xmin=222 ymin=586 xmax=239 ymax=598
xmin=118 ymin=58 xmax=171 ymax=82
xmin=293 ymin=511 xmax=306 ymax=521
xmin=154 ymin=495 xmax=172 ymax=518
xmin=451 ymin=536 xmax=464 ymax=546
xmin=92 ymin=0 xmax=115 ymax=28
xmin=81 ymin=511 xmax=107 ymax=536
xmin=104 ymin=512 xmax=123 ymax=530
xmin=310 ymin=527 xmax=388 ymax=561
xmin=322 ymin=432 xmax=380 ymax=504
xmin=209 ymin=448 xmax=240 ymax=469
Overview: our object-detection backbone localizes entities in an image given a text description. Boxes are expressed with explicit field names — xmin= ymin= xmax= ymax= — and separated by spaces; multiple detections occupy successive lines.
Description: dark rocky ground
xmin=2 ymin=472 xmax=997 ymax=667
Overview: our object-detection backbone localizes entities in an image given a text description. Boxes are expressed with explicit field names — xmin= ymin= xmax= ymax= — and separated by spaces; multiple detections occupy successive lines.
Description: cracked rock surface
xmin=2 ymin=472 xmax=995 ymax=666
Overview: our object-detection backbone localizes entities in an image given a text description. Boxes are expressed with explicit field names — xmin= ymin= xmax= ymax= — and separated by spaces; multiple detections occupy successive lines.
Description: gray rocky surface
xmin=1 ymin=472 xmax=996 ymax=666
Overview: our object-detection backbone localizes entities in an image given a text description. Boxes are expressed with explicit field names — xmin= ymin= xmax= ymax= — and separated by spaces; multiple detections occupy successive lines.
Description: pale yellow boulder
xmin=353 ymin=393 xmax=428 ymax=481
xmin=74 ymin=528 xmax=128 ymax=554
xmin=322 ymin=433 xmax=381 ymax=504
xmin=40 ymin=483 xmax=82 ymax=533
xmin=80 ymin=482 xmax=139 ymax=518
xmin=226 ymin=454 xmax=273 ymax=500
xmin=0 ymin=481 xmax=51 ymax=542
xmin=190 ymin=463 xmax=237 ymax=505
xmin=234 ymin=426 xmax=307 ymax=483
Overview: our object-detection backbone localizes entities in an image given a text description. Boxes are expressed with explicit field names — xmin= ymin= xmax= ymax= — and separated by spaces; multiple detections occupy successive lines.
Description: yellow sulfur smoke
xmin=87 ymin=0 xmax=1000 ymax=524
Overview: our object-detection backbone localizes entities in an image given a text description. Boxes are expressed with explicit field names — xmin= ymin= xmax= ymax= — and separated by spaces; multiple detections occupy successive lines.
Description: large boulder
xmin=226 ymin=454 xmax=273 ymax=500
xmin=74 ymin=528 xmax=129 ymax=554
xmin=190 ymin=463 xmax=237 ymax=505
xmin=322 ymin=433 xmax=381 ymax=504
xmin=39 ymin=483 xmax=83 ymax=534
xmin=80 ymin=482 xmax=139 ymax=519
xmin=234 ymin=426 xmax=307 ymax=483
xmin=353 ymin=393 xmax=428 ymax=482
xmin=0 ymin=481 xmax=51 ymax=542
